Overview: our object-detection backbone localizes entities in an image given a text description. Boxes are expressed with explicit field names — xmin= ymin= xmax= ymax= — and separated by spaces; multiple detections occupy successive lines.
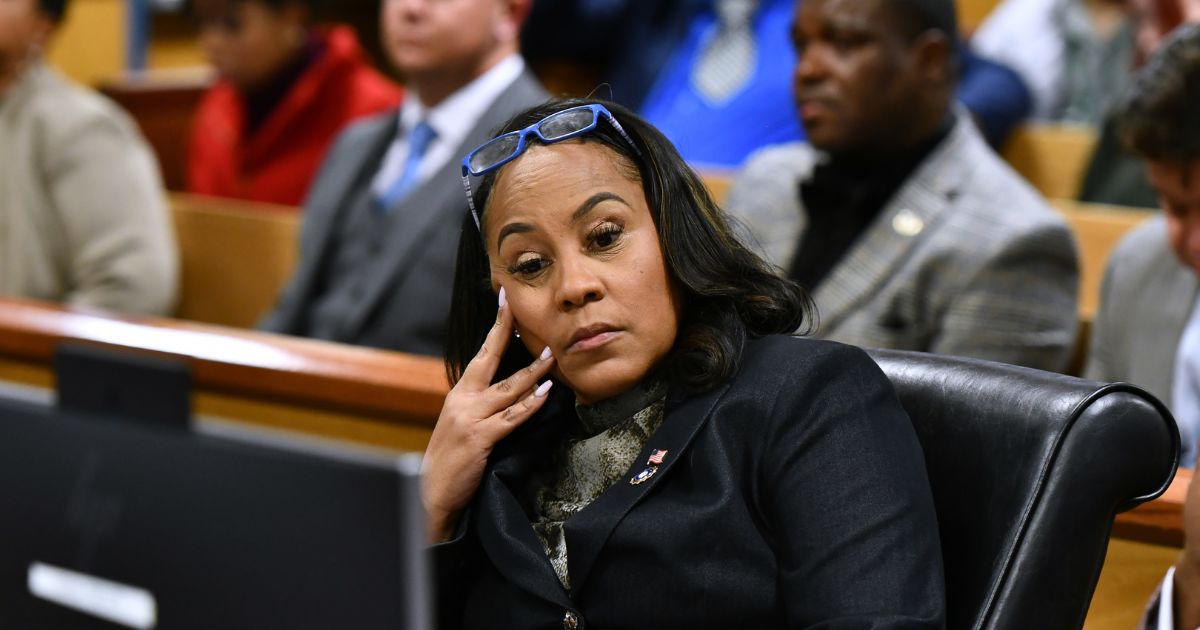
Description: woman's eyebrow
xmin=497 ymin=192 xmax=631 ymax=250
xmin=572 ymin=192 xmax=629 ymax=224
xmin=497 ymin=222 xmax=533 ymax=250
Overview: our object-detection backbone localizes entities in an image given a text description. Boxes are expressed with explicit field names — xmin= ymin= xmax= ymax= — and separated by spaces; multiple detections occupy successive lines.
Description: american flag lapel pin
xmin=630 ymin=449 xmax=668 ymax=485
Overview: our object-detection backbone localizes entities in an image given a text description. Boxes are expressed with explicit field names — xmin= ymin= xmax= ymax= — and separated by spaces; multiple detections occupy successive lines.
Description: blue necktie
xmin=377 ymin=121 xmax=437 ymax=211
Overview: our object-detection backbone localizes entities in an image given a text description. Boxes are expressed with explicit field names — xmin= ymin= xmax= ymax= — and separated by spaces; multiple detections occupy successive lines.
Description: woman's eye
xmin=590 ymin=224 xmax=623 ymax=250
xmin=510 ymin=256 xmax=548 ymax=277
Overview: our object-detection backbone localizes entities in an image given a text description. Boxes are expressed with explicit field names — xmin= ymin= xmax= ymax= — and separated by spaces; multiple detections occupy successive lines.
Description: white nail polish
xmin=498 ymin=286 xmax=506 ymax=308
xmin=539 ymin=346 xmax=552 ymax=361
xmin=535 ymin=381 xmax=553 ymax=397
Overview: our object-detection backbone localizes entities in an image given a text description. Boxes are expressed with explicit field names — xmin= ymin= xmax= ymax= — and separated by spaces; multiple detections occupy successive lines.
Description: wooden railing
xmin=0 ymin=297 xmax=447 ymax=451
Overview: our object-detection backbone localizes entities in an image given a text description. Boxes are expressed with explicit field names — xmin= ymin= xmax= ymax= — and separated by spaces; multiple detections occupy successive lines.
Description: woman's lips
xmin=567 ymin=327 xmax=622 ymax=353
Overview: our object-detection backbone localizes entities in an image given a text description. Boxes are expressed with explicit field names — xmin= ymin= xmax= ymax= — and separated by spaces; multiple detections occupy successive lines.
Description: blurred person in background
xmin=973 ymin=0 xmax=1137 ymax=126
xmin=1086 ymin=23 xmax=1200 ymax=468
xmin=258 ymin=0 xmax=547 ymax=356
xmin=1080 ymin=0 xmax=1200 ymax=207
xmin=726 ymin=0 xmax=1079 ymax=371
xmin=188 ymin=0 xmax=402 ymax=206
xmin=0 ymin=0 xmax=177 ymax=315
xmin=522 ymin=0 xmax=1032 ymax=170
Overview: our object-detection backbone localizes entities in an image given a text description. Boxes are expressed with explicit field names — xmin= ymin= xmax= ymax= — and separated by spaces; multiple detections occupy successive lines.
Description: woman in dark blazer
xmin=425 ymin=99 xmax=945 ymax=629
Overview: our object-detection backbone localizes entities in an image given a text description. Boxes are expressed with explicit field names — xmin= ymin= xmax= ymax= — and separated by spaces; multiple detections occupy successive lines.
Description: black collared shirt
xmin=789 ymin=116 xmax=954 ymax=291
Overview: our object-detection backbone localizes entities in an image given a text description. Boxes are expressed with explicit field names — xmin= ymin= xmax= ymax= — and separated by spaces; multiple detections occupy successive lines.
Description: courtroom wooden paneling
xmin=0 ymin=297 xmax=447 ymax=450
xmin=1114 ymin=467 xmax=1190 ymax=548
xmin=956 ymin=0 xmax=1000 ymax=33
xmin=169 ymin=193 xmax=300 ymax=328
xmin=1084 ymin=538 xmax=1179 ymax=630
xmin=1002 ymin=124 xmax=1099 ymax=200
xmin=47 ymin=0 xmax=125 ymax=86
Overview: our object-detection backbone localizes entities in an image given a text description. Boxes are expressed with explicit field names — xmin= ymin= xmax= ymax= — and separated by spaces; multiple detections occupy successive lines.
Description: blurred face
xmin=380 ymin=0 xmax=510 ymax=78
xmin=790 ymin=0 xmax=926 ymax=154
xmin=195 ymin=0 xmax=306 ymax=91
xmin=1129 ymin=0 xmax=1181 ymax=63
xmin=0 ymin=0 xmax=52 ymax=77
xmin=1149 ymin=160 xmax=1200 ymax=275
xmin=483 ymin=141 xmax=681 ymax=405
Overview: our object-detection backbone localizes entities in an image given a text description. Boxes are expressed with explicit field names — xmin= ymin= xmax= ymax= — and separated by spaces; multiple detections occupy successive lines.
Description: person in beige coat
xmin=0 ymin=0 xmax=177 ymax=315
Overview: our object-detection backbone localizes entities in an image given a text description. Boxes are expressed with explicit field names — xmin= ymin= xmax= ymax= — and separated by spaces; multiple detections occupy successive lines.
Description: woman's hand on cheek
xmin=421 ymin=287 xmax=556 ymax=543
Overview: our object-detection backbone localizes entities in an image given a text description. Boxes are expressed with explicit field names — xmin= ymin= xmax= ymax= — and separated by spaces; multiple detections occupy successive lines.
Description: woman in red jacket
xmin=188 ymin=0 xmax=402 ymax=206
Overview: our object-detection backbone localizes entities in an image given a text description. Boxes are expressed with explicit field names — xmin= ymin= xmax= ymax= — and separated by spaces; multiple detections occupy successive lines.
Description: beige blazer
xmin=0 ymin=61 xmax=177 ymax=315
xmin=726 ymin=115 xmax=1080 ymax=371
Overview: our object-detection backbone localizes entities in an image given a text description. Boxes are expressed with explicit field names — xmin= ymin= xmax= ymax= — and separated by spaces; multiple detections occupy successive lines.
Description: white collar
xmin=398 ymin=54 xmax=525 ymax=147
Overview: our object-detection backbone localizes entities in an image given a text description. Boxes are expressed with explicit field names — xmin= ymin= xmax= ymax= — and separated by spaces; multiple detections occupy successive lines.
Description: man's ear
xmin=493 ymin=0 xmax=532 ymax=45
xmin=31 ymin=13 xmax=57 ymax=52
xmin=912 ymin=31 xmax=955 ymax=88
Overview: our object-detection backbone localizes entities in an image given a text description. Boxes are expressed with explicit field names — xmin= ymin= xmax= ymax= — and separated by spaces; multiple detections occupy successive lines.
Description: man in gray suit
xmin=1087 ymin=24 xmax=1200 ymax=469
xmin=725 ymin=0 xmax=1079 ymax=371
xmin=260 ymin=0 xmax=548 ymax=356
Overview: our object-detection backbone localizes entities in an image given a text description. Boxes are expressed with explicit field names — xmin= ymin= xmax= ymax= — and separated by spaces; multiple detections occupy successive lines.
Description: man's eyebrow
xmin=572 ymin=192 xmax=630 ymax=223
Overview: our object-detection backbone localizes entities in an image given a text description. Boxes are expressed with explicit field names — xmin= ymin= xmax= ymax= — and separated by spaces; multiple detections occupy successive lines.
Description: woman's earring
xmin=514 ymin=328 xmax=521 ymax=339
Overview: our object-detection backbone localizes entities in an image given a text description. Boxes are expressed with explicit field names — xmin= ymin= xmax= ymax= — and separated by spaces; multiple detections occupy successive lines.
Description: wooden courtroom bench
xmin=1054 ymin=201 xmax=1156 ymax=323
xmin=169 ymin=193 xmax=300 ymax=329
xmin=0 ymin=296 xmax=446 ymax=452
xmin=1001 ymin=124 xmax=1099 ymax=200
xmin=956 ymin=0 xmax=1001 ymax=34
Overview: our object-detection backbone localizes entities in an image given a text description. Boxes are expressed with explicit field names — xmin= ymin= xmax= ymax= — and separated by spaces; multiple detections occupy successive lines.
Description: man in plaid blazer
xmin=725 ymin=0 xmax=1078 ymax=371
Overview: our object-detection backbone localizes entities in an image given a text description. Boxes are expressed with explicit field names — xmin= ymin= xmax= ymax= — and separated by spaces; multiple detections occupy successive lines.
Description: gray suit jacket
xmin=1085 ymin=215 xmax=1198 ymax=404
xmin=260 ymin=70 xmax=548 ymax=355
xmin=726 ymin=115 xmax=1080 ymax=371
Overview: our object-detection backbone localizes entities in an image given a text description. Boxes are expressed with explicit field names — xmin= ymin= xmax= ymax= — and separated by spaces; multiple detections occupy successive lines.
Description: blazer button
xmin=562 ymin=610 xmax=580 ymax=629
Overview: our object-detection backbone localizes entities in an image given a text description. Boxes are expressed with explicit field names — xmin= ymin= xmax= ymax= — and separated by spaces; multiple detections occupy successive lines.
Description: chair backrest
xmin=1001 ymin=124 xmax=1098 ymax=200
xmin=867 ymin=349 xmax=1179 ymax=630
xmin=1052 ymin=200 xmax=1156 ymax=321
xmin=169 ymin=193 xmax=300 ymax=328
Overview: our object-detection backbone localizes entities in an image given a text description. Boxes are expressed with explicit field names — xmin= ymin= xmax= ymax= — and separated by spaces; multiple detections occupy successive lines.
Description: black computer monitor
xmin=54 ymin=343 xmax=191 ymax=430
xmin=0 ymin=397 xmax=432 ymax=629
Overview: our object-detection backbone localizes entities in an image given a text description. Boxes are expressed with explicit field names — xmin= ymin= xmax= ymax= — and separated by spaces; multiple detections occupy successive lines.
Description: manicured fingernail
xmin=539 ymin=346 xmax=552 ymax=361
xmin=498 ymin=286 xmax=506 ymax=308
xmin=535 ymin=381 xmax=553 ymax=397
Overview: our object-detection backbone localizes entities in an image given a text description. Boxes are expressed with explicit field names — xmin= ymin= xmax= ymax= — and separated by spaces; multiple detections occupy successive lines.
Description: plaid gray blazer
xmin=726 ymin=115 xmax=1080 ymax=371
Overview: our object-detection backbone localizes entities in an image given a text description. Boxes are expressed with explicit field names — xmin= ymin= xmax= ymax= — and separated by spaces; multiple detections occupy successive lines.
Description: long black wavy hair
xmin=444 ymin=98 xmax=814 ymax=395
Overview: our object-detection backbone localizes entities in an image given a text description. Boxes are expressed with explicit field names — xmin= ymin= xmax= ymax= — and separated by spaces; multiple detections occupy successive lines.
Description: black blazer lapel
xmin=474 ymin=391 xmax=576 ymax=609
xmin=563 ymin=381 xmax=731 ymax=596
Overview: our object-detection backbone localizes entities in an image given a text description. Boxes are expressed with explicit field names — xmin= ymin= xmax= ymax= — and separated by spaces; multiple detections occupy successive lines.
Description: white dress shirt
xmin=370 ymin=54 xmax=526 ymax=199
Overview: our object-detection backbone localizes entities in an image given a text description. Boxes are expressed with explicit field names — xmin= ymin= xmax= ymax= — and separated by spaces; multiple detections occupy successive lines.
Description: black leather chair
xmin=867 ymin=349 xmax=1180 ymax=630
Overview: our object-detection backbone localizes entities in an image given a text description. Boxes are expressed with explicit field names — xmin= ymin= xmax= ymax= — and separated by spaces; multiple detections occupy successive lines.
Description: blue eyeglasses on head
xmin=460 ymin=103 xmax=641 ymax=230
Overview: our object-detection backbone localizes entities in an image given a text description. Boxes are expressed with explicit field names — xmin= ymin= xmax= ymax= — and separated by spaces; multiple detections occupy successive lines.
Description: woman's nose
xmin=555 ymin=256 xmax=605 ymax=310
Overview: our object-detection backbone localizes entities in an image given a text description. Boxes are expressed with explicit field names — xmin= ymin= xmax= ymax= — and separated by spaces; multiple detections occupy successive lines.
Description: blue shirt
xmin=639 ymin=0 xmax=804 ymax=170
xmin=1173 ymin=294 xmax=1200 ymax=467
